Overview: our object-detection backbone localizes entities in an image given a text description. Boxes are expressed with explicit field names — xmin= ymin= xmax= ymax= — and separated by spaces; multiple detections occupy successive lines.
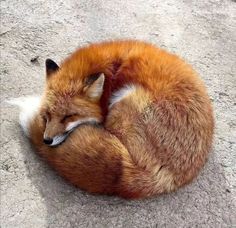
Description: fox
xmin=11 ymin=40 xmax=214 ymax=199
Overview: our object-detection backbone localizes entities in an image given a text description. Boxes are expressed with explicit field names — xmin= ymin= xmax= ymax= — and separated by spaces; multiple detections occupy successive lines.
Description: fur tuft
xmin=109 ymin=85 xmax=136 ymax=108
xmin=7 ymin=96 xmax=41 ymax=136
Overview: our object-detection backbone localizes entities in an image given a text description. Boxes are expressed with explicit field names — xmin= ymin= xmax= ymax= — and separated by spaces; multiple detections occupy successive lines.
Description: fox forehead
xmin=42 ymin=90 xmax=101 ymax=116
xmin=44 ymin=90 xmax=72 ymax=109
xmin=44 ymin=75 xmax=89 ymax=110
xmin=47 ymin=80 xmax=84 ymax=97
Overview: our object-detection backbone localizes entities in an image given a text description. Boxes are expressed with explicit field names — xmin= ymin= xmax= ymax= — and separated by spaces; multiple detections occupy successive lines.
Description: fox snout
xmin=43 ymin=133 xmax=69 ymax=146
xmin=43 ymin=137 xmax=53 ymax=145
xmin=43 ymin=120 xmax=68 ymax=146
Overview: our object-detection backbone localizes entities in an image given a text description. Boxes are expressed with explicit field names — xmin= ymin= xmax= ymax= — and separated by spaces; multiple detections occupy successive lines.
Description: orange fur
xmin=28 ymin=40 xmax=214 ymax=199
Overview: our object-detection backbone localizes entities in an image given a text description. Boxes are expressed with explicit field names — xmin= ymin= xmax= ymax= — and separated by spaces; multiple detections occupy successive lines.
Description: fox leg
xmin=106 ymin=86 xmax=177 ymax=195
xmin=106 ymin=86 xmax=159 ymax=169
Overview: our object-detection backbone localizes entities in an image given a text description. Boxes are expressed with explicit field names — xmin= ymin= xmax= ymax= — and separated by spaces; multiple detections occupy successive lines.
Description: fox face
xmin=40 ymin=59 xmax=104 ymax=146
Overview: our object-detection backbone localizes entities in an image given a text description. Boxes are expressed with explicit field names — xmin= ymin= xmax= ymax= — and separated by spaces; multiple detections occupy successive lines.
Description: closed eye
xmin=61 ymin=114 xmax=76 ymax=123
xmin=42 ymin=111 xmax=51 ymax=123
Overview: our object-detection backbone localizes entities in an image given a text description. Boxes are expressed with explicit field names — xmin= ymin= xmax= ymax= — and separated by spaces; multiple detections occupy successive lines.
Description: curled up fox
xmin=12 ymin=40 xmax=214 ymax=199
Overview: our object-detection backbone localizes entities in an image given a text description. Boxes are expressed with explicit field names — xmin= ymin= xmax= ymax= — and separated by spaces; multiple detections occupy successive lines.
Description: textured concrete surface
xmin=1 ymin=0 xmax=236 ymax=227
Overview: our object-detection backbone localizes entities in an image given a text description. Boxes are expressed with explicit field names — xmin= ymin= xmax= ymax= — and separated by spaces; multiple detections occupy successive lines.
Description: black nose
xmin=43 ymin=137 xmax=53 ymax=145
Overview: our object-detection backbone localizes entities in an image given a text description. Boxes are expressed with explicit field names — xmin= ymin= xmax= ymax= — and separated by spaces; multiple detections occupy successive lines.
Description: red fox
xmin=12 ymin=40 xmax=214 ymax=199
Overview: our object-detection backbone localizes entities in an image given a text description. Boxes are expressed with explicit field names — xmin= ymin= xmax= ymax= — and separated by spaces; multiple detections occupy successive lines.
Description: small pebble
xmin=30 ymin=56 xmax=39 ymax=63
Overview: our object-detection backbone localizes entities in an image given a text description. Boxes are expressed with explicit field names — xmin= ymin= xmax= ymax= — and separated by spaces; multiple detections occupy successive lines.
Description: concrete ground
xmin=1 ymin=0 xmax=236 ymax=227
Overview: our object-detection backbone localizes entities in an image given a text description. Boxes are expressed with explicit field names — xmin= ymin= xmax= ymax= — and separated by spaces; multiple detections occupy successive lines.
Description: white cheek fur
xmin=66 ymin=117 xmax=99 ymax=132
xmin=48 ymin=117 xmax=99 ymax=147
xmin=50 ymin=134 xmax=68 ymax=147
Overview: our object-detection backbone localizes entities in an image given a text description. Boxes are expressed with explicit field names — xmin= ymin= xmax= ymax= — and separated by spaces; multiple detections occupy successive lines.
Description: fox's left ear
xmin=45 ymin=59 xmax=59 ymax=78
xmin=84 ymin=73 xmax=105 ymax=100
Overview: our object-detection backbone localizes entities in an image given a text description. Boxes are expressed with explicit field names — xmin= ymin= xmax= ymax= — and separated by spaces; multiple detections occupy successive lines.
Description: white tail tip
xmin=7 ymin=96 xmax=41 ymax=137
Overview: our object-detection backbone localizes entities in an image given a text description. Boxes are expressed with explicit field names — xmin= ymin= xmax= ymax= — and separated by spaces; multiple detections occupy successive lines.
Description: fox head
xmin=40 ymin=59 xmax=104 ymax=146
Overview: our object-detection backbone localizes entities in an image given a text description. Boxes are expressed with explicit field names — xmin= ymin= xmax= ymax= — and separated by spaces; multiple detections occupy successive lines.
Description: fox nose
xmin=43 ymin=137 xmax=53 ymax=145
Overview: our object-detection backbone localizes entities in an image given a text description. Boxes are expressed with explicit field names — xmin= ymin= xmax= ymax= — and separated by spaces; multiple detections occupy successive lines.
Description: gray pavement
xmin=1 ymin=0 xmax=236 ymax=227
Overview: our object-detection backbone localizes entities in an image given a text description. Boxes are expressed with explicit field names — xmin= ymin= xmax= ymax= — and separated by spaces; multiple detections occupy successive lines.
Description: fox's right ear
xmin=45 ymin=59 xmax=59 ymax=78
xmin=84 ymin=73 xmax=105 ymax=100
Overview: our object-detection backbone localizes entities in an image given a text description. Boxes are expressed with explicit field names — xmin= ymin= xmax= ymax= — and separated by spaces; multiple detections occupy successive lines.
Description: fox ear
xmin=45 ymin=59 xmax=59 ymax=78
xmin=84 ymin=73 xmax=105 ymax=100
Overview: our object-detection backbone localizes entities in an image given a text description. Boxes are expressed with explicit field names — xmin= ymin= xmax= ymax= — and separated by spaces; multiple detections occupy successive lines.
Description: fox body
xmin=15 ymin=40 xmax=214 ymax=198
